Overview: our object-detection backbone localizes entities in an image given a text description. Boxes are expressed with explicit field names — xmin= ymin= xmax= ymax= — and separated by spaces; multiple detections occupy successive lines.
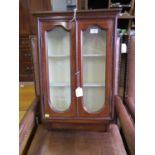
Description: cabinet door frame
xmin=77 ymin=19 xmax=114 ymax=117
xmin=40 ymin=21 xmax=77 ymax=118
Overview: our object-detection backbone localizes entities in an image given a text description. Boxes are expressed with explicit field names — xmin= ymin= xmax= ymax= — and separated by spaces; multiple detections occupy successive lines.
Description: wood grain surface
xmin=27 ymin=124 xmax=126 ymax=155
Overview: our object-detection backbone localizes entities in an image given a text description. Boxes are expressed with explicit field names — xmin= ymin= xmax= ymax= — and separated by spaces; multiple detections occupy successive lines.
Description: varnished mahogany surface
xmin=27 ymin=124 xmax=126 ymax=155
xmin=30 ymin=36 xmax=40 ymax=96
xmin=125 ymin=35 xmax=135 ymax=102
xmin=115 ymin=95 xmax=135 ymax=155
xmin=123 ymin=35 xmax=135 ymax=122
xmin=19 ymin=35 xmax=34 ymax=81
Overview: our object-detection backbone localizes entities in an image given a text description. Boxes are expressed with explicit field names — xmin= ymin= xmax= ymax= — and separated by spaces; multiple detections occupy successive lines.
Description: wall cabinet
xmin=34 ymin=10 xmax=120 ymax=128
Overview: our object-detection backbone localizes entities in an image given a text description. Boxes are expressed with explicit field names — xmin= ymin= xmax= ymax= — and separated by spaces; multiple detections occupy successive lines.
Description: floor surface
xmin=19 ymin=82 xmax=35 ymax=122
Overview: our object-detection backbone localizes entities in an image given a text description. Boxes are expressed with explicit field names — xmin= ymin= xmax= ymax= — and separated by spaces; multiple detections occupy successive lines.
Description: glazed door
xmin=77 ymin=20 xmax=114 ymax=117
xmin=41 ymin=21 xmax=76 ymax=117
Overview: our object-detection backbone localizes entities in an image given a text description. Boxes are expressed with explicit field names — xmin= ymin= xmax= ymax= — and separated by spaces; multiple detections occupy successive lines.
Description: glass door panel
xmin=83 ymin=57 xmax=106 ymax=84
xmin=47 ymin=27 xmax=71 ymax=112
xmin=83 ymin=87 xmax=105 ymax=113
xmin=82 ymin=26 xmax=106 ymax=113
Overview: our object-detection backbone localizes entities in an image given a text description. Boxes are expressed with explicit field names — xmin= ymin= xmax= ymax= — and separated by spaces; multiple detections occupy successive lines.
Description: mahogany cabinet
xmin=33 ymin=9 xmax=120 ymax=129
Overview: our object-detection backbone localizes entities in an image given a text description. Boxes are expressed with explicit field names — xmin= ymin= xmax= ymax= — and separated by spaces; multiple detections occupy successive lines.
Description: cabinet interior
xmin=82 ymin=26 xmax=106 ymax=113
xmin=47 ymin=27 xmax=71 ymax=112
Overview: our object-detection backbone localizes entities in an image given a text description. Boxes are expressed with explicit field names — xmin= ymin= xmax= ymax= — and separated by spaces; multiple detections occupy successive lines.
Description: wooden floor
xmin=19 ymin=82 xmax=35 ymax=122
xmin=27 ymin=124 xmax=126 ymax=155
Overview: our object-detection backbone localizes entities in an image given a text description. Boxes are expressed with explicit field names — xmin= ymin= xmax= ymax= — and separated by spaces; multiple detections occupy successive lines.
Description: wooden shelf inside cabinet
xmin=50 ymin=83 xmax=105 ymax=87
xmin=83 ymin=54 xmax=106 ymax=57
xmin=84 ymin=83 xmax=105 ymax=87
xmin=50 ymin=83 xmax=70 ymax=87
xmin=48 ymin=55 xmax=70 ymax=58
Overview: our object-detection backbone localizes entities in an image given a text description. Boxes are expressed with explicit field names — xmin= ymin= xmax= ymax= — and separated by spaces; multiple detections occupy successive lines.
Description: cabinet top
xmin=32 ymin=9 xmax=121 ymax=19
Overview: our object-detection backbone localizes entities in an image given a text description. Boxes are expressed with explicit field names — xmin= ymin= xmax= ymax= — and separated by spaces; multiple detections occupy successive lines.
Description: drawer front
xmin=19 ymin=35 xmax=34 ymax=81
xmin=20 ymin=50 xmax=32 ymax=62
xmin=19 ymin=74 xmax=34 ymax=81
xmin=19 ymin=37 xmax=30 ymax=48
xmin=20 ymin=62 xmax=34 ymax=74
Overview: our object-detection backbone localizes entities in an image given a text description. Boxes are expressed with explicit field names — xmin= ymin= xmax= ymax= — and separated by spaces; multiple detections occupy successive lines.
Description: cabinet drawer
xmin=19 ymin=74 xmax=34 ymax=81
xmin=19 ymin=37 xmax=30 ymax=47
xmin=20 ymin=51 xmax=32 ymax=62
xmin=19 ymin=35 xmax=34 ymax=81
xmin=20 ymin=62 xmax=34 ymax=74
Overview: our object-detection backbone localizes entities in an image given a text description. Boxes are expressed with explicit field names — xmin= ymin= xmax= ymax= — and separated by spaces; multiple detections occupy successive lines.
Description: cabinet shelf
xmin=50 ymin=83 xmax=70 ymax=87
xmin=50 ymin=83 xmax=105 ymax=87
xmin=83 ymin=54 xmax=105 ymax=57
xmin=48 ymin=55 xmax=69 ymax=58
xmin=83 ymin=83 xmax=105 ymax=87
